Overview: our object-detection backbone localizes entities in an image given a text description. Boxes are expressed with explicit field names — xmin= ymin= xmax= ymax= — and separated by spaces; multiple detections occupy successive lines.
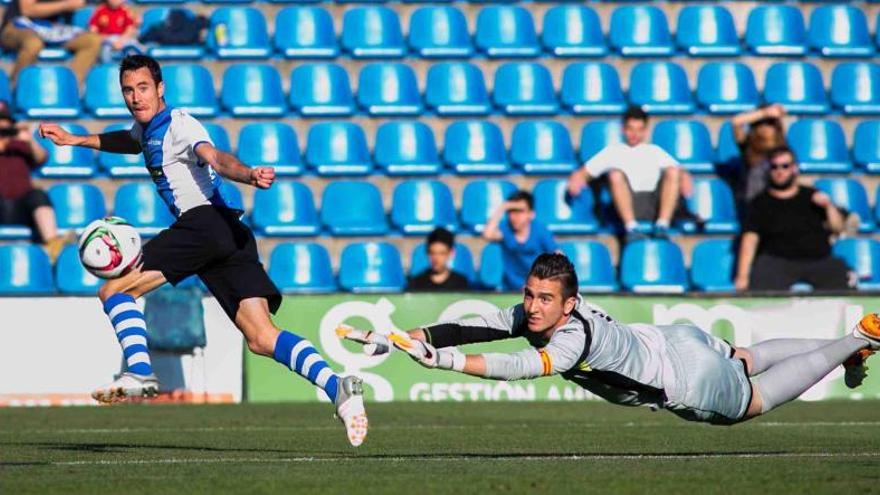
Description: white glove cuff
xmin=437 ymin=348 xmax=466 ymax=372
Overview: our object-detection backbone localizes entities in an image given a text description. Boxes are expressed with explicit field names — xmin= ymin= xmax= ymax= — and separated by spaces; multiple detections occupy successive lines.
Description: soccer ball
xmin=78 ymin=217 xmax=143 ymax=279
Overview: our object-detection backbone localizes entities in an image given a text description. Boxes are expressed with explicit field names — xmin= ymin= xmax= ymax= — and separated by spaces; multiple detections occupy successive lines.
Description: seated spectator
xmin=483 ymin=190 xmax=557 ymax=291
xmin=89 ymin=0 xmax=144 ymax=63
xmin=407 ymin=227 xmax=470 ymax=292
xmin=0 ymin=0 xmax=102 ymax=84
xmin=735 ymin=146 xmax=853 ymax=292
xmin=729 ymin=103 xmax=787 ymax=205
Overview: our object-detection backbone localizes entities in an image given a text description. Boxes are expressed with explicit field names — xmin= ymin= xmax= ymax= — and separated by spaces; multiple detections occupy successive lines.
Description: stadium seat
xmin=56 ymin=244 xmax=101 ymax=295
xmin=410 ymin=242 xmax=476 ymax=284
xmin=34 ymin=124 xmax=96 ymax=178
xmin=808 ymin=5 xmax=874 ymax=58
xmin=0 ymin=224 xmax=31 ymax=241
xmin=533 ymin=179 xmax=598 ymax=234
xmin=559 ymin=241 xmax=617 ymax=292
xmin=763 ymin=62 xmax=829 ymax=115
xmin=620 ymin=239 xmax=689 ymax=294
xmin=854 ymin=121 xmax=880 ymax=173
xmin=207 ymin=7 xmax=271 ymax=59
xmin=715 ymin=121 xmax=741 ymax=169
xmin=652 ymin=120 xmax=715 ymax=174
xmin=84 ymin=65 xmax=128 ymax=118
xmin=391 ymin=180 xmax=458 ymax=235
xmin=510 ymin=121 xmax=576 ymax=175
xmin=460 ymin=180 xmax=516 ymax=233
xmin=113 ymin=182 xmax=175 ymax=236
xmin=478 ymin=243 xmax=503 ymax=291
xmin=628 ymin=62 xmax=695 ymax=114
xmin=374 ymin=121 xmax=441 ymax=176
xmin=474 ymin=6 xmax=540 ymax=58
xmin=203 ymin=123 xmax=231 ymax=153
xmin=341 ymin=7 xmax=406 ymax=58
xmin=425 ymin=63 xmax=491 ymax=116
xmin=492 ymin=62 xmax=558 ymax=116
xmin=237 ymin=123 xmax=302 ymax=176
xmin=831 ymin=63 xmax=880 ymax=115
xmin=251 ymin=181 xmax=319 ymax=236
xmin=745 ymin=5 xmax=807 ymax=56
xmin=15 ymin=65 xmax=79 ymax=119
xmin=321 ymin=181 xmax=388 ymax=236
xmin=357 ymin=63 xmax=421 ymax=116
xmin=408 ymin=7 xmax=472 ymax=59
xmin=0 ymin=70 xmax=10 ymax=108
xmin=579 ymin=120 xmax=622 ymax=163
xmin=0 ymin=245 xmax=54 ymax=294
xmin=683 ymin=178 xmax=739 ymax=234
xmin=268 ymin=243 xmax=337 ymax=294
xmin=696 ymin=62 xmax=760 ymax=115
xmin=274 ymin=7 xmax=338 ymax=59
xmin=304 ymin=122 xmax=372 ymax=176
xmin=220 ymin=65 xmax=285 ymax=117
xmin=541 ymin=5 xmax=606 ymax=57
xmin=787 ymin=120 xmax=852 ymax=174
xmin=161 ymin=64 xmax=218 ymax=118
xmin=834 ymin=238 xmax=880 ymax=291
xmin=609 ymin=6 xmax=674 ymax=57
xmin=560 ymin=62 xmax=626 ymax=115
xmin=690 ymin=239 xmax=735 ymax=292
xmin=47 ymin=184 xmax=106 ymax=232
xmin=338 ymin=242 xmax=405 ymax=293
xmin=443 ymin=121 xmax=509 ymax=175
xmin=288 ymin=64 xmax=355 ymax=117
xmin=676 ymin=6 xmax=740 ymax=57
xmin=141 ymin=9 xmax=205 ymax=60
xmin=814 ymin=178 xmax=875 ymax=232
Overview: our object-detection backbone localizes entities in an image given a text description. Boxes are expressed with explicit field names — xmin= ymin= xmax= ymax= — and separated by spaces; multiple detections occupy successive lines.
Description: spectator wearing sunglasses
xmin=734 ymin=146 xmax=853 ymax=292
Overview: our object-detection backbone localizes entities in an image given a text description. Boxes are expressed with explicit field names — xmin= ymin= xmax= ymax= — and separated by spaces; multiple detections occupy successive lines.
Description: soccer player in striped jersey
xmin=342 ymin=253 xmax=877 ymax=425
xmin=39 ymin=55 xmax=367 ymax=446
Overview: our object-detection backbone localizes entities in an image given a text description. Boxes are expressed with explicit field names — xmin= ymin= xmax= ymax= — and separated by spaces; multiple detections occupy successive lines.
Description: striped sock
xmin=273 ymin=331 xmax=339 ymax=402
xmin=103 ymin=293 xmax=153 ymax=376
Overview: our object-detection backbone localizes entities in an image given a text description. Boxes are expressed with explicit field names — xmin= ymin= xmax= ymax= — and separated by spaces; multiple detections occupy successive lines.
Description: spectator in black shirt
xmin=735 ymin=146 xmax=853 ymax=292
xmin=407 ymin=228 xmax=470 ymax=292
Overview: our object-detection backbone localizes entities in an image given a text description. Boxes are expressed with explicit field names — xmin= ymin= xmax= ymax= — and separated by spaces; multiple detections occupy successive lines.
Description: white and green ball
xmin=78 ymin=217 xmax=143 ymax=279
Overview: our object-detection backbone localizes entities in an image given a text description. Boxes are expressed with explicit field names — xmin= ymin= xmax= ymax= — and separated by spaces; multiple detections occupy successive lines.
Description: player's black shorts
xmin=0 ymin=189 xmax=52 ymax=240
xmin=141 ymin=205 xmax=281 ymax=320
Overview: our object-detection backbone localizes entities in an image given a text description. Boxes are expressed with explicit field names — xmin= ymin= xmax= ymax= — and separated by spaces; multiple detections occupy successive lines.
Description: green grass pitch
xmin=2 ymin=401 xmax=879 ymax=494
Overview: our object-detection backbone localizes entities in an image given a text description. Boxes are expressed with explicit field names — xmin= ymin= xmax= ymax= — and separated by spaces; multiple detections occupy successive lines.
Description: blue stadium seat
xmin=425 ymin=63 xmax=491 ymax=116
xmin=410 ymin=242 xmax=475 ymax=284
xmin=831 ymin=63 xmax=880 ymax=115
xmin=341 ymin=7 xmax=406 ymax=58
xmin=56 ymin=244 xmax=101 ymax=295
xmin=274 ymin=7 xmax=338 ymax=59
xmin=629 ymin=62 xmax=694 ymax=115
xmin=443 ymin=121 xmax=508 ymax=175
xmin=0 ymin=70 xmax=10 ymax=107
xmin=162 ymin=64 xmax=218 ymax=118
xmin=374 ymin=121 xmax=441 ymax=176
xmin=321 ymin=181 xmax=388 ymax=236
xmin=72 ymin=7 xmax=93 ymax=29
xmin=510 ymin=121 xmax=576 ymax=174
xmin=460 ymin=180 xmax=516 ymax=233
xmin=478 ymin=242 xmax=503 ymax=291
xmin=683 ymin=178 xmax=739 ymax=234
xmin=715 ymin=121 xmax=741 ymax=168
xmin=391 ymin=180 xmax=457 ymax=235
xmin=475 ymin=6 xmax=540 ymax=58
xmin=34 ymin=124 xmax=96 ymax=178
xmin=0 ymin=224 xmax=31 ymax=241
xmin=676 ymin=6 xmax=740 ymax=57
xmin=220 ymin=65 xmax=285 ymax=117
xmin=15 ymin=65 xmax=79 ymax=118
xmin=47 ymin=184 xmax=106 ymax=232
xmin=763 ymin=62 xmax=829 ymax=115
xmin=268 ymin=243 xmax=337 ymax=294
xmin=832 ymin=238 xmax=880 ymax=291
xmin=207 ymin=7 xmax=271 ymax=59
xmin=408 ymin=7 xmax=472 ymax=59
xmin=745 ymin=5 xmax=807 ymax=56
xmin=560 ymin=62 xmax=625 ymax=115
xmin=609 ymin=6 xmax=674 ymax=57
xmin=814 ymin=178 xmax=875 ymax=232
xmin=808 ymin=5 xmax=874 ymax=58
xmin=620 ymin=239 xmax=688 ymax=294
xmin=141 ymin=9 xmax=205 ymax=60
xmin=541 ymin=5 xmax=606 ymax=57
xmin=854 ymin=121 xmax=880 ymax=173
xmin=288 ymin=63 xmax=355 ymax=117
xmin=113 ymin=182 xmax=175 ymax=236
xmin=579 ymin=120 xmax=622 ymax=163
xmin=251 ymin=181 xmax=319 ymax=236
xmin=533 ymin=179 xmax=598 ymax=234
xmin=788 ymin=119 xmax=852 ymax=174
xmin=357 ymin=63 xmax=421 ymax=116
xmin=652 ymin=120 xmax=715 ymax=174
xmin=559 ymin=241 xmax=617 ymax=292
xmin=238 ymin=123 xmax=302 ymax=176
xmin=696 ymin=62 xmax=759 ymax=115
xmin=339 ymin=242 xmax=405 ymax=293
xmin=690 ymin=239 xmax=735 ymax=292
xmin=304 ymin=122 xmax=372 ymax=176
xmin=492 ymin=62 xmax=558 ymax=116
xmin=0 ymin=245 xmax=54 ymax=294
xmin=84 ymin=64 xmax=128 ymax=118
xmin=203 ymin=123 xmax=231 ymax=153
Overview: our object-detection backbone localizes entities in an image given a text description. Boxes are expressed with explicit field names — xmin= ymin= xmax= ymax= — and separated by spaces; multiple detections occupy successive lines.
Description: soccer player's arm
xmin=38 ymin=124 xmax=141 ymax=154
xmin=196 ymin=144 xmax=275 ymax=189
xmin=454 ymin=328 xmax=585 ymax=380
xmin=415 ymin=306 xmax=524 ymax=348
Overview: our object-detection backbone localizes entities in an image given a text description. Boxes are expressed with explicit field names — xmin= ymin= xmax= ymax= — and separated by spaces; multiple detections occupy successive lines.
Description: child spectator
xmin=89 ymin=0 xmax=143 ymax=63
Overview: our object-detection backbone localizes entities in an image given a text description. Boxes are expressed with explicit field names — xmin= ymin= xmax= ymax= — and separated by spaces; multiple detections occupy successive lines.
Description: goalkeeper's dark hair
xmin=119 ymin=55 xmax=163 ymax=86
xmin=528 ymin=253 xmax=579 ymax=300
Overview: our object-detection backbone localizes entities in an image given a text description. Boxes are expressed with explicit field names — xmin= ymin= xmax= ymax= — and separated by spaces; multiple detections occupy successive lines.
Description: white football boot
xmin=334 ymin=376 xmax=368 ymax=447
xmin=91 ymin=372 xmax=160 ymax=404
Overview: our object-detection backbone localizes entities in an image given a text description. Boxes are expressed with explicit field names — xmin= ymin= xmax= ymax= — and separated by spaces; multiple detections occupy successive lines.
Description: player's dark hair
xmin=622 ymin=105 xmax=648 ymax=125
xmin=506 ymin=190 xmax=534 ymax=210
xmin=119 ymin=55 xmax=163 ymax=86
xmin=767 ymin=145 xmax=797 ymax=164
xmin=528 ymin=253 xmax=579 ymax=300
xmin=427 ymin=227 xmax=455 ymax=249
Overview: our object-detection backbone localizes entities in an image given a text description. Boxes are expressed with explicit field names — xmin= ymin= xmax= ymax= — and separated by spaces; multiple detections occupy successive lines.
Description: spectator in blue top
xmin=483 ymin=190 xmax=558 ymax=290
